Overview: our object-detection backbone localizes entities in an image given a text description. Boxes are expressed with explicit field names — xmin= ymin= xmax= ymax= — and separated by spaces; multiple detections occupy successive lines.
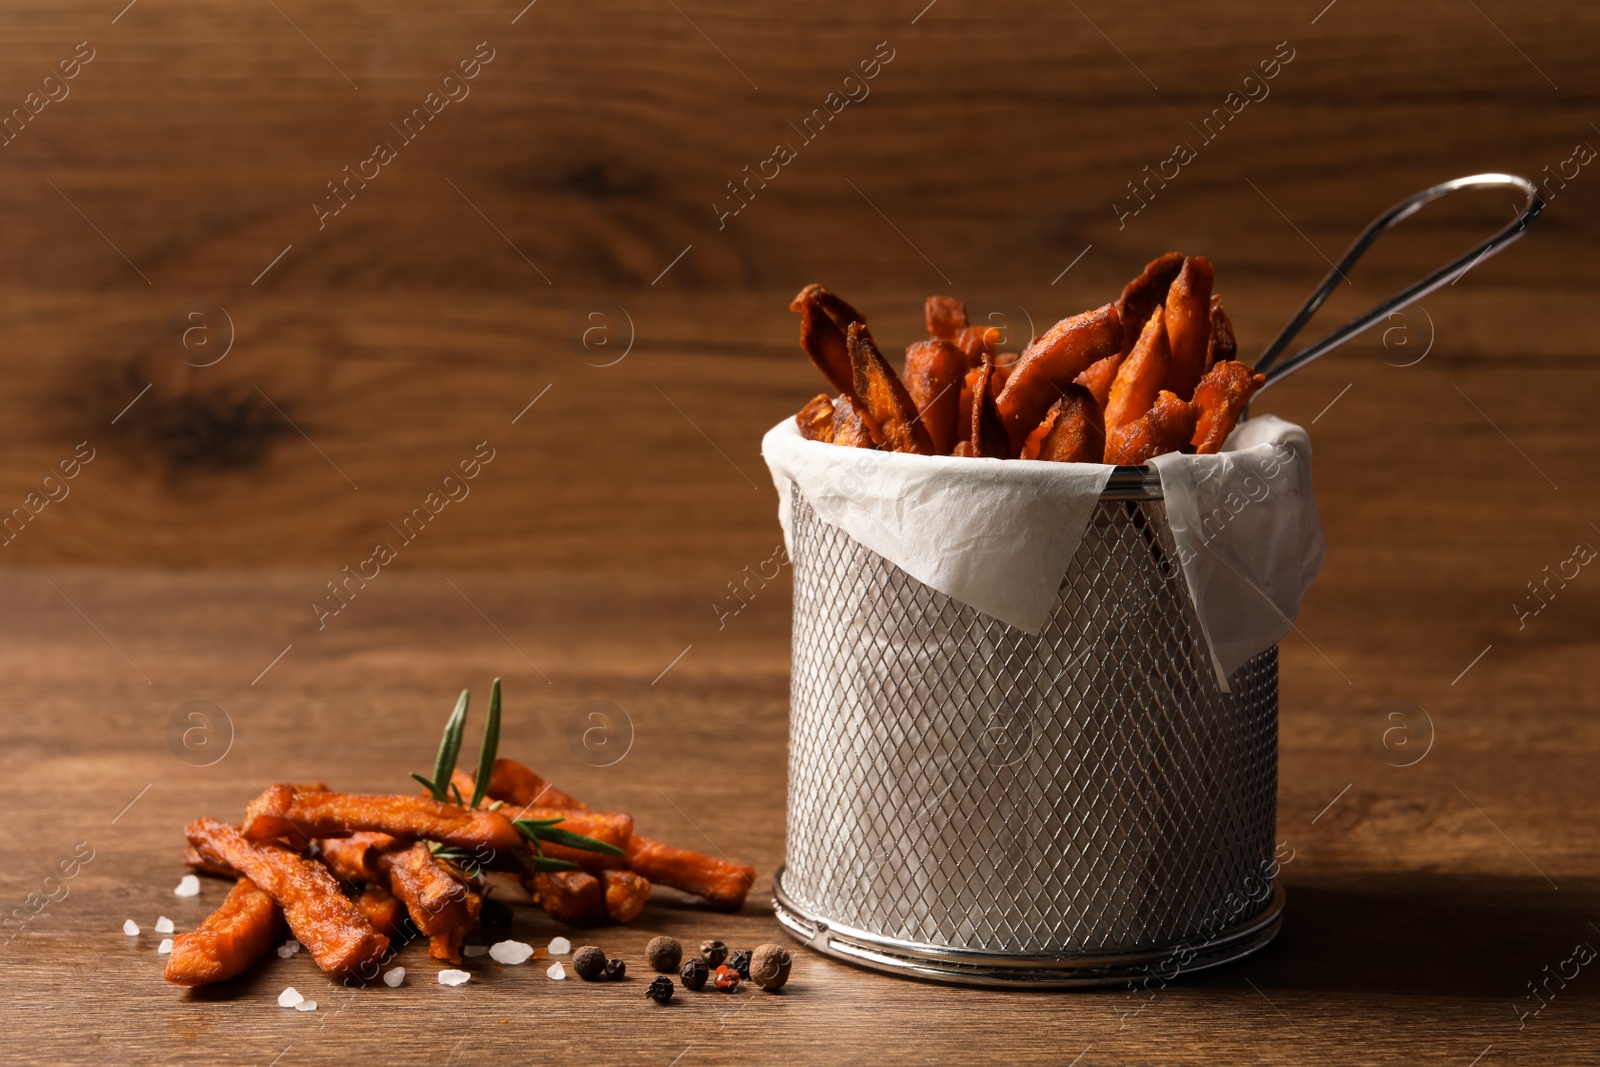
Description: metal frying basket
xmin=772 ymin=174 xmax=1543 ymax=988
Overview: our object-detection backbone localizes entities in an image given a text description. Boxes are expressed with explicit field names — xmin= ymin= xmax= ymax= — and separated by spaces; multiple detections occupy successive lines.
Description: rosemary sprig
xmin=411 ymin=680 xmax=622 ymax=866
xmin=469 ymin=678 xmax=502 ymax=810
xmin=514 ymin=818 xmax=625 ymax=857
xmin=412 ymin=689 xmax=470 ymax=802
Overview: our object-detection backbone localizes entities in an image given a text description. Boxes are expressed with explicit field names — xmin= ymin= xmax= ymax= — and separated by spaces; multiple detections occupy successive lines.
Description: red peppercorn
xmin=713 ymin=964 xmax=741 ymax=992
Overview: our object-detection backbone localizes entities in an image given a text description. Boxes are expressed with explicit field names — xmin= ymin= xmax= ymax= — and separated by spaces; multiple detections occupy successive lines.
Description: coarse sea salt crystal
xmin=437 ymin=969 xmax=471 ymax=986
xmin=294 ymin=1000 xmax=317 ymax=1012
xmin=158 ymin=939 xmax=173 ymax=955
xmin=276 ymin=939 xmax=301 ymax=959
xmin=462 ymin=945 xmax=489 ymax=958
xmin=547 ymin=936 xmax=571 ymax=955
xmin=154 ymin=916 xmax=175 ymax=935
xmin=489 ymin=940 xmax=534 ymax=965
xmin=278 ymin=987 xmax=303 ymax=1008
xmin=546 ymin=962 xmax=566 ymax=981
xmin=173 ymin=875 xmax=201 ymax=898
xmin=383 ymin=967 xmax=405 ymax=988
xmin=122 ymin=920 xmax=140 ymax=936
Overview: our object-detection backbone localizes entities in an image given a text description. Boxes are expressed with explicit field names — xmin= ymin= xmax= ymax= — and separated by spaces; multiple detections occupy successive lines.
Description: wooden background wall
xmin=0 ymin=0 xmax=1594 ymax=582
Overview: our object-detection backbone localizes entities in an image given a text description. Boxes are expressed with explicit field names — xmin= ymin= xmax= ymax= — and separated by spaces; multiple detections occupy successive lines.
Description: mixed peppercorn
xmin=555 ymin=934 xmax=790 ymax=1003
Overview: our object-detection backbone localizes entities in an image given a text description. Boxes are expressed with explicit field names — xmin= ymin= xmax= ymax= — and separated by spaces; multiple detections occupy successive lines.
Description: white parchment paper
xmin=762 ymin=413 xmax=1325 ymax=683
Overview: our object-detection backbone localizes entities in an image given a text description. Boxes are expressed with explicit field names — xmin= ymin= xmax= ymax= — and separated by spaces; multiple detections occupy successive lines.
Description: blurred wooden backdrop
xmin=0 ymin=0 xmax=1594 ymax=582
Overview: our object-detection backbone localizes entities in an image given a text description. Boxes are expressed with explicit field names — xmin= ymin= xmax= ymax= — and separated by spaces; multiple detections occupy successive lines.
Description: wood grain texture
xmin=0 ymin=0 xmax=1598 ymax=1063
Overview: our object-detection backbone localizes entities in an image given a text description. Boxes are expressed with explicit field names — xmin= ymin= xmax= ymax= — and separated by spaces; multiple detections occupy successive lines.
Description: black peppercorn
xmin=646 ymin=935 xmax=682 ymax=973
xmin=729 ymin=949 xmax=752 ymax=980
xmin=645 ymin=976 xmax=674 ymax=1004
xmin=700 ymin=939 xmax=728 ymax=968
xmin=603 ymin=957 xmax=626 ymax=981
xmin=679 ymin=957 xmax=709 ymax=991
xmin=573 ymin=945 xmax=607 ymax=981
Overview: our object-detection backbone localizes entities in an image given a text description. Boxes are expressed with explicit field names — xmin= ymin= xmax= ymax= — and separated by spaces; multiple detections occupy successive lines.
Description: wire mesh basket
xmin=773 ymin=475 xmax=1284 ymax=987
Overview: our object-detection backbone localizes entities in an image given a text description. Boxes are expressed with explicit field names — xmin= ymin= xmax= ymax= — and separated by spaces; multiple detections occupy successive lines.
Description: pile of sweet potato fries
xmin=165 ymin=681 xmax=756 ymax=987
xmin=791 ymin=253 xmax=1265 ymax=464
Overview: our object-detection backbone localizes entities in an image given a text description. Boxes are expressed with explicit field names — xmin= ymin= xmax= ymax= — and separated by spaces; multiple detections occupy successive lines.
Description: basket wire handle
xmin=1252 ymin=173 xmax=1542 ymax=391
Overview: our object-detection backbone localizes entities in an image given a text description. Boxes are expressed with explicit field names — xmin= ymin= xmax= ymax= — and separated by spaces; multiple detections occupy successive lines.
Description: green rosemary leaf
xmin=514 ymin=817 xmax=564 ymax=829
xmin=470 ymin=678 xmax=502 ymax=810
xmin=526 ymin=824 xmax=626 ymax=857
xmin=411 ymin=772 xmax=442 ymax=800
xmin=529 ymin=856 xmax=580 ymax=873
xmin=449 ymin=781 xmax=466 ymax=806
xmin=429 ymin=689 xmax=469 ymax=801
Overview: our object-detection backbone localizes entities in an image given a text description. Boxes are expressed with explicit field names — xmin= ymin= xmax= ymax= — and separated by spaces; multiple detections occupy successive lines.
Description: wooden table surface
xmin=2 ymin=0 xmax=1599 ymax=1063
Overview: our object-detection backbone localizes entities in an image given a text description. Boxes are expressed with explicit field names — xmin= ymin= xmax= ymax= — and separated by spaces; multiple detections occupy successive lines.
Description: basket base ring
xmin=771 ymin=864 xmax=1285 ymax=990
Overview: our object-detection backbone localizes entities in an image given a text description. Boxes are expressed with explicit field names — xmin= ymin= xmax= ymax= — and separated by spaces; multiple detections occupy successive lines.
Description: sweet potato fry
xmin=970 ymin=354 xmax=1011 ymax=459
xmin=525 ymin=870 xmax=607 ymax=925
xmin=791 ymin=284 xmax=872 ymax=399
xmin=1114 ymin=252 xmax=1185 ymax=359
xmin=481 ymin=758 xmax=587 ymax=812
xmin=503 ymin=806 xmax=632 ymax=872
xmin=902 ymin=339 xmax=966 ymax=455
xmin=952 ymin=324 xmax=1001 ymax=366
xmin=1105 ymin=390 xmax=1200 ymax=466
xmin=184 ymin=845 xmax=237 ymax=880
xmin=164 ymin=877 xmax=280 ymax=987
xmin=831 ymin=394 xmax=877 ymax=449
xmin=600 ymin=869 xmax=651 ymax=923
xmin=1075 ymin=350 xmax=1124 ymax=409
xmin=429 ymin=889 xmax=482 ymax=963
xmin=243 ymin=785 xmax=524 ymax=856
xmin=1207 ymin=293 xmax=1236 ymax=371
xmin=1103 ymin=306 xmax=1170 ymax=438
xmin=1190 ymin=360 xmax=1265 ymax=454
xmin=380 ymin=843 xmax=476 ymax=961
xmin=625 ymin=837 xmax=755 ymax=911
xmin=848 ymin=323 xmax=935 ymax=455
xmin=795 ymin=394 xmax=835 ymax=443
xmin=355 ymin=884 xmax=406 ymax=938
xmin=995 ymin=304 xmax=1122 ymax=453
xmin=1020 ymin=384 xmax=1105 ymax=463
xmin=1163 ymin=256 xmax=1215 ymax=400
xmin=924 ymin=295 xmax=968 ymax=340
xmin=186 ymin=818 xmax=389 ymax=977
xmin=318 ymin=832 xmax=399 ymax=886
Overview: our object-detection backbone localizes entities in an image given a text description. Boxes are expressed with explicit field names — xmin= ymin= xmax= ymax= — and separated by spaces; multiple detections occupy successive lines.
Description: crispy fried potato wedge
xmin=995 ymin=304 xmax=1122 ymax=453
xmin=1206 ymin=293 xmax=1236 ymax=372
xmin=971 ymin=354 xmax=1011 ymax=458
xmin=1163 ymin=256 xmax=1215 ymax=400
xmin=164 ymin=877 xmax=280 ymax=986
xmin=831 ymin=393 xmax=877 ymax=449
xmin=1021 ymin=384 xmax=1105 ymax=463
xmin=848 ymin=323 xmax=935 ymax=454
xmin=187 ymin=818 xmax=389 ymax=978
xmin=1105 ymin=390 xmax=1200 ymax=466
xmin=924 ymin=295 xmax=968 ymax=340
xmin=791 ymin=284 xmax=871 ymax=399
xmin=1103 ymin=305 xmax=1169 ymax=437
xmin=795 ymin=393 xmax=835 ymax=443
xmin=1114 ymin=252 xmax=1185 ymax=359
xmin=903 ymin=339 xmax=966 ymax=455
xmin=1190 ymin=360 xmax=1265 ymax=454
